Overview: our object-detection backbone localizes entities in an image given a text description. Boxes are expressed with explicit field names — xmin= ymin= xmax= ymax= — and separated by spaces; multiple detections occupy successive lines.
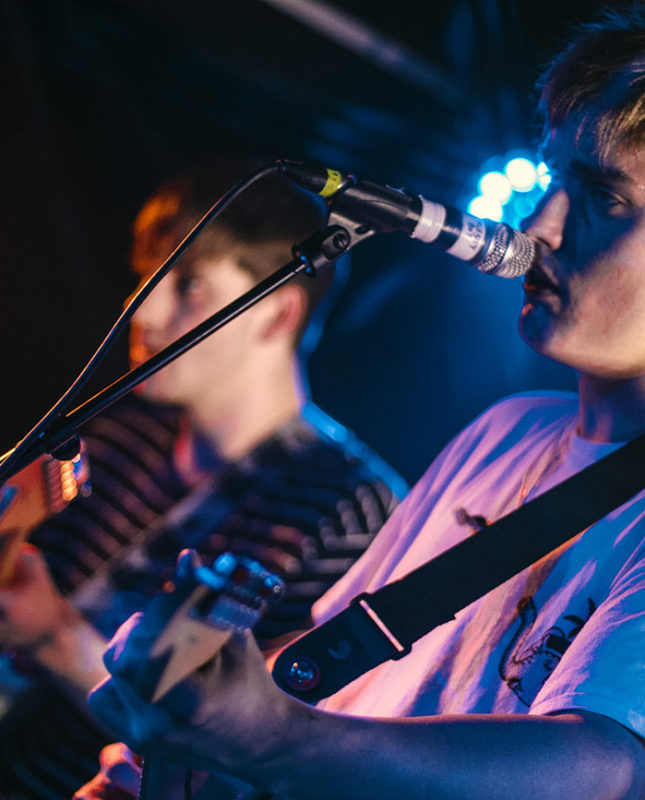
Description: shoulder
xmin=281 ymin=404 xmax=408 ymax=500
xmin=468 ymin=390 xmax=578 ymax=437
xmin=448 ymin=390 xmax=579 ymax=458
xmin=83 ymin=395 xmax=183 ymax=460
xmin=404 ymin=390 xmax=578 ymax=502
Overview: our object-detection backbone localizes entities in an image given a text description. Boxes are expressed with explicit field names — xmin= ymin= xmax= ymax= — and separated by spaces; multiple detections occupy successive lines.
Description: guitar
xmin=0 ymin=446 xmax=91 ymax=585
xmin=133 ymin=552 xmax=284 ymax=800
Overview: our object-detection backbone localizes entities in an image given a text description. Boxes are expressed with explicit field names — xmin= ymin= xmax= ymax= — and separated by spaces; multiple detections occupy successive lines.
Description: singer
xmin=83 ymin=7 xmax=645 ymax=799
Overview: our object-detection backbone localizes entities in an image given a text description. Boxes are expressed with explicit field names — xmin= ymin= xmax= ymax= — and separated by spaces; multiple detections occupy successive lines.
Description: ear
xmin=258 ymin=284 xmax=308 ymax=342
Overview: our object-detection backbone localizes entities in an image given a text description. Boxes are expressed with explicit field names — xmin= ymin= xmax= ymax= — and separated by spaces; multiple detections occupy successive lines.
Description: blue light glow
xmin=467 ymin=154 xmax=551 ymax=229
xmin=504 ymin=157 xmax=537 ymax=192
xmin=467 ymin=195 xmax=503 ymax=221
xmin=537 ymin=162 xmax=551 ymax=191
xmin=478 ymin=171 xmax=512 ymax=204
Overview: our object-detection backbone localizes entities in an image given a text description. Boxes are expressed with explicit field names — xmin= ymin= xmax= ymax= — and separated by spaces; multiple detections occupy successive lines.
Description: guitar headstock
xmin=0 ymin=445 xmax=91 ymax=586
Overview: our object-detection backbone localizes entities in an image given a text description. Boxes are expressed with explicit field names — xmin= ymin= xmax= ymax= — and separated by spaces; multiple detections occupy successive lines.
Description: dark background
xmin=0 ymin=0 xmax=628 ymax=484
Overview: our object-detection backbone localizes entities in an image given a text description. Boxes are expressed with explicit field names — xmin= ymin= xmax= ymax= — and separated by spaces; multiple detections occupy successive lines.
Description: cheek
xmin=173 ymin=303 xmax=210 ymax=336
xmin=178 ymin=294 xmax=263 ymax=339
xmin=559 ymin=262 xmax=645 ymax=375
xmin=190 ymin=314 xmax=258 ymax=368
xmin=572 ymin=261 xmax=645 ymax=337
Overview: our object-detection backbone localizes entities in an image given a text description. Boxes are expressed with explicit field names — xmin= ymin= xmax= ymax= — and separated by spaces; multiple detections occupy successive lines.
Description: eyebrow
xmin=569 ymin=159 xmax=632 ymax=185
xmin=540 ymin=141 xmax=633 ymax=184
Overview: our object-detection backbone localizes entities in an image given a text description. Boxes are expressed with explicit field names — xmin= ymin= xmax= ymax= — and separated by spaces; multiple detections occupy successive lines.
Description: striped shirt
xmin=0 ymin=397 xmax=404 ymax=799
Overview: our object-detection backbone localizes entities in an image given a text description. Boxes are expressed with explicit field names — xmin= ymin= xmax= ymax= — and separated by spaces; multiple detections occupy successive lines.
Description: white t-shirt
xmin=312 ymin=392 xmax=645 ymax=739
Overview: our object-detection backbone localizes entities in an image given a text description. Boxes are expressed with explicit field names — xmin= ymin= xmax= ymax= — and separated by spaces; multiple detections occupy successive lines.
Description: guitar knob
xmin=260 ymin=574 xmax=284 ymax=600
xmin=283 ymin=656 xmax=320 ymax=692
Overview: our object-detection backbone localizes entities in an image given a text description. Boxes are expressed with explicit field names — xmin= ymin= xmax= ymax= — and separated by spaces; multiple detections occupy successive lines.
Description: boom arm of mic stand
xmin=0 ymin=224 xmax=351 ymax=487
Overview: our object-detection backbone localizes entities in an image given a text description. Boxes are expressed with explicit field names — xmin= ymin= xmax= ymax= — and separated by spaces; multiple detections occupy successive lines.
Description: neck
xmin=577 ymin=373 xmax=645 ymax=443
xmin=189 ymin=357 xmax=304 ymax=461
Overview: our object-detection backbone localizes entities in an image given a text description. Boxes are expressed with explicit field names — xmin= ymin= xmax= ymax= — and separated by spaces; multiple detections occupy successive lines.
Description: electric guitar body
xmin=135 ymin=553 xmax=284 ymax=800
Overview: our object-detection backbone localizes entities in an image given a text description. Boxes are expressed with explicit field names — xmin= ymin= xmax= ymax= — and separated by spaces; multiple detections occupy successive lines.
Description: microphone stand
xmin=0 ymin=224 xmax=352 ymax=485
xmin=0 ymin=212 xmax=363 ymax=800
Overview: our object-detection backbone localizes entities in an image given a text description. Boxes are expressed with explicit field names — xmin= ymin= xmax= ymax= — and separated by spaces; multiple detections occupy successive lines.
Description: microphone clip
xmin=292 ymin=225 xmax=353 ymax=275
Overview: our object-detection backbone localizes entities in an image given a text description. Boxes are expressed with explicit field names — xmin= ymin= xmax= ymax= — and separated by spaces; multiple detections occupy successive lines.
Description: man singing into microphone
xmin=83 ymin=6 xmax=645 ymax=798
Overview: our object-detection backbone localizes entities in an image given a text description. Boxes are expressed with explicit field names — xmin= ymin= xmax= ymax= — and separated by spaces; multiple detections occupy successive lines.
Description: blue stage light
xmin=537 ymin=162 xmax=552 ymax=190
xmin=467 ymin=195 xmax=503 ymax=221
xmin=467 ymin=154 xmax=550 ymax=227
xmin=504 ymin=157 xmax=537 ymax=192
xmin=478 ymin=171 xmax=512 ymax=204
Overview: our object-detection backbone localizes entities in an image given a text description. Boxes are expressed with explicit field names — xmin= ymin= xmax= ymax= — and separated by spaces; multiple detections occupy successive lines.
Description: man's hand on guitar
xmin=88 ymin=550 xmax=303 ymax=788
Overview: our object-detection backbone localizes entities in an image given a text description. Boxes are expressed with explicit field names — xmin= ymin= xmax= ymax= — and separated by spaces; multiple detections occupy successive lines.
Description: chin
xmin=517 ymin=304 xmax=557 ymax=355
xmin=135 ymin=380 xmax=182 ymax=407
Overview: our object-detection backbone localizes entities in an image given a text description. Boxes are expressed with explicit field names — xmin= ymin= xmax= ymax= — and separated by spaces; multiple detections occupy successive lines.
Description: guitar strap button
xmin=283 ymin=656 xmax=320 ymax=692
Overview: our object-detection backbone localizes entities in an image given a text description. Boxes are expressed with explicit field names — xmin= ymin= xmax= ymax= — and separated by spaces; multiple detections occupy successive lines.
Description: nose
xmin=521 ymin=188 xmax=570 ymax=251
xmin=129 ymin=277 xmax=176 ymax=337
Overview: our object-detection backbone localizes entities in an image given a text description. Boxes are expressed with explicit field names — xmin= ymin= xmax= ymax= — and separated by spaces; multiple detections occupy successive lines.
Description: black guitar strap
xmin=273 ymin=428 xmax=645 ymax=703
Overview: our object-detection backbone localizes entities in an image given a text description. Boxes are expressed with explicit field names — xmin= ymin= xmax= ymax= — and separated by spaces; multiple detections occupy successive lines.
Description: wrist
xmin=237 ymin=696 xmax=320 ymax=794
xmin=31 ymin=600 xmax=108 ymax=692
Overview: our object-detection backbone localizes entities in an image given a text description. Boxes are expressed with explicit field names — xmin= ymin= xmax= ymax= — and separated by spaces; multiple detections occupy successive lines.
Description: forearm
xmin=90 ymin=587 xmax=643 ymax=800
xmin=250 ymin=708 xmax=644 ymax=800
xmin=33 ymin=600 xmax=108 ymax=694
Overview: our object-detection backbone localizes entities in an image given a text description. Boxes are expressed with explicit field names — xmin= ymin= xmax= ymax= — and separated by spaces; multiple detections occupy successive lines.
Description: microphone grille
xmin=475 ymin=225 xmax=535 ymax=279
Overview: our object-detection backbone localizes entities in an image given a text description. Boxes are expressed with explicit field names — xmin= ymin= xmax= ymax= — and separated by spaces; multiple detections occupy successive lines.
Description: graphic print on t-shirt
xmin=499 ymin=596 xmax=596 ymax=706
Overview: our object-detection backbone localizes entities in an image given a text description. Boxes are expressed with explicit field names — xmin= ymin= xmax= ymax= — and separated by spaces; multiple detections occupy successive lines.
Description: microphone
xmin=277 ymin=160 xmax=535 ymax=279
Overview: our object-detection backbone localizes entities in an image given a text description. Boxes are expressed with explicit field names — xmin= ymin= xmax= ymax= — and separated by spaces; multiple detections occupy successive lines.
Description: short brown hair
xmin=539 ymin=4 xmax=645 ymax=159
xmin=131 ymin=160 xmax=333 ymax=343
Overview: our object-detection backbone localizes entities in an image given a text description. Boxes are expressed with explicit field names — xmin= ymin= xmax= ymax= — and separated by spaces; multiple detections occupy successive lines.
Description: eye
xmin=175 ymin=272 xmax=201 ymax=298
xmin=588 ymin=183 xmax=625 ymax=213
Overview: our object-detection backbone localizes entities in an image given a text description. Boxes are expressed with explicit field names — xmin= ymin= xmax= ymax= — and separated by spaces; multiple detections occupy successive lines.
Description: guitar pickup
xmin=193 ymin=552 xmax=284 ymax=626
xmin=147 ymin=553 xmax=284 ymax=703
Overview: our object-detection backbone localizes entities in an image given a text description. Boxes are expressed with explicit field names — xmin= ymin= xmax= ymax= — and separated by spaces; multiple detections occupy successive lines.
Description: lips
xmin=523 ymin=262 xmax=561 ymax=296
